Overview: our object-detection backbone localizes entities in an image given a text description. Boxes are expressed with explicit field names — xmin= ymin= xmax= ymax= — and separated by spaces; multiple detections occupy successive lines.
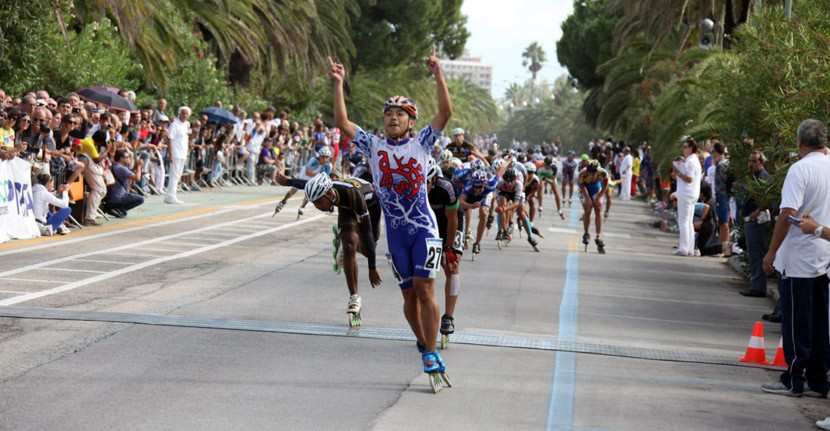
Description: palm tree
xmin=521 ymin=42 xmax=546 ymax=81
xmin=61 ymin=0 xmax=358 ymax=87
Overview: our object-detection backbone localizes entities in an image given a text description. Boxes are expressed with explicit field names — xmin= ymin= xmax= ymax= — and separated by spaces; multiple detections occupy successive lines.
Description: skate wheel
xmin=348 ymin=312 xmax=361 ymax=328
xmin=429 ymin=372 xmax=443 ymax=393
xmin=440 ymin=372 xmax=452 ymax=388
xmin=440 ymin=334 xmax=449 ymax=350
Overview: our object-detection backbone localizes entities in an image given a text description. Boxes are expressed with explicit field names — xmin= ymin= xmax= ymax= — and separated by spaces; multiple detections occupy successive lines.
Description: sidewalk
xmin=0 ymin=185 xmax=286 ymax=253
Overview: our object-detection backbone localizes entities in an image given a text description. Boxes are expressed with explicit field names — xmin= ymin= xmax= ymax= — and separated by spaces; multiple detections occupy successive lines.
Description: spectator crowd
xmin=0 ymin=87 xmax=346 ymax=238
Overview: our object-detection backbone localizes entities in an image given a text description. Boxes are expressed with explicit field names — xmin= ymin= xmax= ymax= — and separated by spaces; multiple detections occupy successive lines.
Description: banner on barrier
xmin=0 ymin=159 xmax=40 ymax=243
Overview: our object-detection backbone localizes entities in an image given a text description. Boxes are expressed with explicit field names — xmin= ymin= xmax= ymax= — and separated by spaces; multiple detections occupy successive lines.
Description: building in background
xmin=441 ymin=52 xmax=493 ymax=95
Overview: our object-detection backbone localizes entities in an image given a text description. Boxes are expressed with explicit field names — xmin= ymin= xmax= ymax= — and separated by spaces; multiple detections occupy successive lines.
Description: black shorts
xmin=498 ymin=190 xmax=519 ymax=201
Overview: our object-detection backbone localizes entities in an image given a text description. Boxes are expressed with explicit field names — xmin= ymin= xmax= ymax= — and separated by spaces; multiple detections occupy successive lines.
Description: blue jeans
xmin=744 ymin=221 xmax=769 ymax=294
xmin=46 ymin=207 xmax=71 ymax=232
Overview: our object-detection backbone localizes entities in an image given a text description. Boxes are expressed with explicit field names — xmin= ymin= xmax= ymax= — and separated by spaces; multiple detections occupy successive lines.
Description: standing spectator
xmin=619 ymin=146 xmax=633 ymax=200
xmin=152 ymin=98 xmax=168 ymax=124
xmin=739 ymin=150 xmax=772 ymax=298
xmin=32 ymin=173 xmax=71 ymax=235
xmin=711 ymin=142 xmax=734 ymax=256
xmin=102 ymin=149 xmax=144 ymax=217
xmin=165 ymin=106 xmax=191 ymax=204
xmin=631 ymin=150 xmax=641 ymax=197
xmin=0 ymin=110 xmax=16 ymax=150
xmin=761 ymin=119 xmax=830 ymax=397
xmin=673 ymin=136 xmax=702 ymax=256
xmin=78 ymin=131 xmax=108 ymax=225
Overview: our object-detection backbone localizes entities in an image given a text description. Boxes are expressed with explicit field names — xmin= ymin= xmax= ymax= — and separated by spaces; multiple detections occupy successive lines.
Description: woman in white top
xmin=674 ymin=136 xmax=703 ymax=256
xmin=32 ymin=173 xmax=71 ymax=235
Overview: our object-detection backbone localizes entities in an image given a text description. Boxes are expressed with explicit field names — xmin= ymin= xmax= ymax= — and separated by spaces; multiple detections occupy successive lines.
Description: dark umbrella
xmin=201 ymin=106 xmax=238 ymax=125
xmin=77 ymin=86 xmax=137 ymax=112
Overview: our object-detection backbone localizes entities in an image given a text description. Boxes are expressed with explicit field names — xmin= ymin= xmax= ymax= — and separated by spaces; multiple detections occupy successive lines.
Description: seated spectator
xmin=102 ymin=149 xmax=144 ymax=217
xmin=694 ymin=183 xmax=721 ymax=256
xmin=256 ymin=138 xmax=278 ymax=184
xmin=0 ymin=110 xmax=16 ymax=151
xmin=32 ymin=173 xmax=71 ymax=236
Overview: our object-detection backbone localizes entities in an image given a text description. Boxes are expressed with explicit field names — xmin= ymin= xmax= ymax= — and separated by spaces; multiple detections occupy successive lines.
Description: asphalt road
xmin=0 ymin=186 xmax=822 ymax=430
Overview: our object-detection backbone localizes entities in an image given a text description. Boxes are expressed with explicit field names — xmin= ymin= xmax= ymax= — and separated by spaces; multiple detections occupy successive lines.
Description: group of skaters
xmin=268 ymin=53 xmax=614 ymax=392
xmin=266 ymin=52 xmax=646 ymax=391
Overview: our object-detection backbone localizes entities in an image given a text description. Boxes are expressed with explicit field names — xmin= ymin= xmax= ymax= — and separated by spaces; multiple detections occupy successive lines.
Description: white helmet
xmin=317 ymin=146 xmax=332 ymax=158
xmin=450 ymin=157 xmax=463 ymax=169
xmin=427 ymin=158 xmax=441 ymax=180
xmin=304 ymin=173 xmax=332 ymax=202
xmin=493 ymin=158 xmax=505 ymax=171
xmin=452 ymin=127 xmax=465 ymax=136
xmin=524 ymin=161 xmax=537 ymax=173
xmin=440 ymin=149 xmax=453 ymax=161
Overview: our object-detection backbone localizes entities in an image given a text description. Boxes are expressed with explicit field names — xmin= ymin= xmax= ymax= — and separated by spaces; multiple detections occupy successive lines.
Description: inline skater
xmin=425 ymin=159 xmax=464 ymax=348
xmin=578 ymin=160 xmax=609 ymax=254
xmin=495 ymin=168 xmax=540 ymax=252
xmin=461 ymin=169 xmax=500 ymax=256
xmin=329 ymin=51 xmax=452 ymax=391
xmin=561 ymin=151 xmax=579 ymax=206
xmin=274 ymin=172 xmax=382 ymax=327
xmin=446 ymin=128 xmax=485 ymax=162
xmin=273 ymin=146 xmax=333 ymax=218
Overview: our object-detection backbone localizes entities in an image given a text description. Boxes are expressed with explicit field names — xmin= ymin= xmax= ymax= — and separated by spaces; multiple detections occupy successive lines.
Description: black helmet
xmin=503 ymin=168 xmax=517 ymax=182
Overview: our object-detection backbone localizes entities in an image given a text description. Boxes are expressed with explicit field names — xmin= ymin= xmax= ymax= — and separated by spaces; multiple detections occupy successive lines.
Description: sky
xmin=460 ymin=0 xmax=574 ymax=100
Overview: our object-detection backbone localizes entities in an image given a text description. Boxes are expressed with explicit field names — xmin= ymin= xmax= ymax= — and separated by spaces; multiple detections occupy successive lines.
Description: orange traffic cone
xmin=771 ymin=337 xmax=787 ymax=367
xmin=739 ymin=321 xmax=770 ymax=365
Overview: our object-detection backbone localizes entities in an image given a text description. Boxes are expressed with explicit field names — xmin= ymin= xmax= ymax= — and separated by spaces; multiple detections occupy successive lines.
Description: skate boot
xmin=416 ymin=340 xmax=427 ymax=353
xmin=582 ymin=233 xmax=590 ymax=252
xmin=296 ymin=207 xmax=304 ymax=220
xmin=596 ymin=237 xmax=606 ymax=254
xmin=495 ymin=229 xmax=504 ymax=241
xmin=528 ymin=237 xmax=540 ymax=253
xmin=531 ymin=226 xmax=545 ymax=239
xmin=347 ymin=294 xmax=362 ymax=328
xmin=332 ymin=225 xmax=342 ymax=273
xmin=539 ymin=205 xmax=544 ymax=213
xmin=472 ymin=242 xmax=481 ymax=255
xmin=423 ymin=351 xmax=451 ymax=393
xmin=272 ymin=200 xmax=286 ymax=217
xmin=440 ymin=314 xmax=455 ymax=349
xmin=486 ymin=214 xmax=494 ymax=230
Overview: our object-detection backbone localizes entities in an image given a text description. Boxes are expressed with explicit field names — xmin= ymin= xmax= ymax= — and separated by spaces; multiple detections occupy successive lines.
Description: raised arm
xmin=427 ymin=48 xmax=453 ymax=131
xmin=329 ymin=58 xmax=357 ymax=139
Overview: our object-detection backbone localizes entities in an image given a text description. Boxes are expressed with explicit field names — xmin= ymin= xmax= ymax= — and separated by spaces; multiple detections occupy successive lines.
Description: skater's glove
xmin=444 ymin=247 xmax=459 ymax=265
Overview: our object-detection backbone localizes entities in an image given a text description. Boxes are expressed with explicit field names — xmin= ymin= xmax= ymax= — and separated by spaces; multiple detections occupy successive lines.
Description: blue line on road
xmin=547 ymin=237 xmax=580 ymax=430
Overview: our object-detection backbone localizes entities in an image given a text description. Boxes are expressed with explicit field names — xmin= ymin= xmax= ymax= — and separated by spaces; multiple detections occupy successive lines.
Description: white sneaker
xmin=347 ymin=294 xmax=361 ymax=314
xmin=817 ymin=417 xmax=830 ymax=430
xmin=164 ymin=198 xmax=184 ymax=204
xmin=58 ymin=225 xmax=71 ymax=235
xmin=673 ymin=249 xmax=689 ymax=256
xmin=693 ymin=249 xmax=701 ymax=257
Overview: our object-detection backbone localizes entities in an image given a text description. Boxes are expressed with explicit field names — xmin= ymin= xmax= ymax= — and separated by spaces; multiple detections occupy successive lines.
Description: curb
xmin=726 ymin=254 xmax=779 ymax=305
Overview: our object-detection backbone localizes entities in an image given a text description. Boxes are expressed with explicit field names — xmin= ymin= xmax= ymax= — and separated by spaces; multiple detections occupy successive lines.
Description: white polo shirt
xmin=676 ymin=154 xmax=702 ymax=200
xmin=774 ymin=151 xmax=830 ymax=278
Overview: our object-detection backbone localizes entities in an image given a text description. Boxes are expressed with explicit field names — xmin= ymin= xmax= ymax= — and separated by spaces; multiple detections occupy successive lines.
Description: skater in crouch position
xmin=276 ymin=171 xmax=382 ymax=327
xmin=579 ymin=159 xmax=609 ymax=254
xmin=329 ymin=48 xmax=453 ymax=390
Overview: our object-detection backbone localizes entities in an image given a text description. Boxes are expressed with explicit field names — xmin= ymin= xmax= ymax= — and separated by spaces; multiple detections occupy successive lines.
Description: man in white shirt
xmin=32 ymin=173 xmax=71 ymax=235
xmin=674 ymin=137 xmax=702 ymax=256
xmin=619 ymin=146 xmax=633 ymax=201
xmin=761 ymin=119 xmax=830 ymax=398
xmin=165 ymin=106 xmax=191 ymax=204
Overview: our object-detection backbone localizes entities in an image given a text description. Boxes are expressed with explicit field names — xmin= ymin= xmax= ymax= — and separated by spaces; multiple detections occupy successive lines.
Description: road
xmin=0 ymin=186 xmax=822 ymax=430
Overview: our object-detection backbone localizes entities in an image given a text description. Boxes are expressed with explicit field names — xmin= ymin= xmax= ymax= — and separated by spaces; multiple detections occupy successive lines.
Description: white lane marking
xmin=37 ymin=267 xmax=108 ymax=274
xmin=0 ymin=209 xmax=299 ymax=278
xmin=79 ymin=258 xmax=136 ymax=265
xmin=547 ymin=226 xmax=632 ymax=239
xmin=96 ymin=253 xmax=163 ymax=259
xmin=0 ymin=290 xmax=29 ymax=294
xmin=211 ymin=226 xmax=257 ymax=232
xmin=0 ymin=215 xmax=326 ymax=306
xmin=0 ymin=277 xmax=63 ymax=284
xmin=128 ymin=246 xmax=184 ymax=253
xmin=194 ymin=231 xmax=243 ymax=238
xmin=162 ymin=240 xmax=216 ymax=247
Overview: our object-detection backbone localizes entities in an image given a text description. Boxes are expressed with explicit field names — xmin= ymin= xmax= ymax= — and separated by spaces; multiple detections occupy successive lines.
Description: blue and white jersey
xmin=299 ymin=157 xmax=332 ymax=180
xmin=461 ymin=174 xmax=498 ymax=204
xmin=352 ymin=125 xmax=443 ymax=237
